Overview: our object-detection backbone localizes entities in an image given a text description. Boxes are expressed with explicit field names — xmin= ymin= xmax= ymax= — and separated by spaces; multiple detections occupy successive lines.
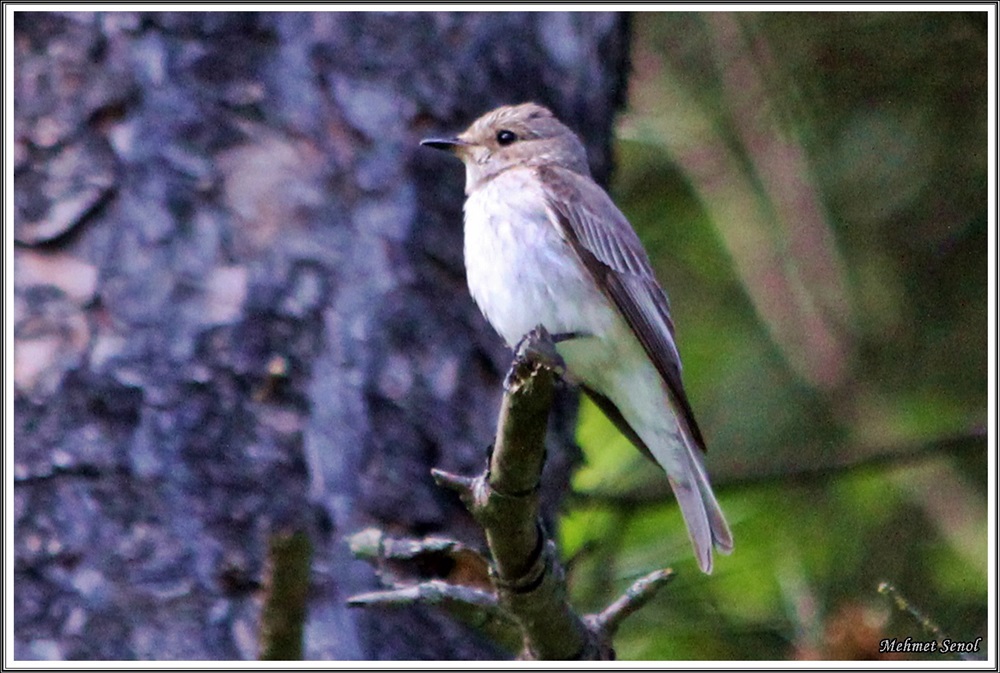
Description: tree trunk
xmin=13 ymin=11 xmax=629 ymax=660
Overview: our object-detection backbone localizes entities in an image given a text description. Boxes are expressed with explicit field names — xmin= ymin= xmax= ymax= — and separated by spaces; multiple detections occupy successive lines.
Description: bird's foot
xmin=504 ymin=325 xmax=568 ymax=390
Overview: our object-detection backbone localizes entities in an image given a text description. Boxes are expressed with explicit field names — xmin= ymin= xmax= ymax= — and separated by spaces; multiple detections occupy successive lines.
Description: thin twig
xmin=590 ymin=569 xmax=675 ymax=638
xmin=347 ymin=580 xmax=498 ymax=609
xmin=578 ymin=428 xmax=987 ymax=509
xmin=348 ymin=580 xmax=523 ymax=653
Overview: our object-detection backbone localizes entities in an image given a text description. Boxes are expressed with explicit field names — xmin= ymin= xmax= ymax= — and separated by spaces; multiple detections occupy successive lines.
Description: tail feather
xmin=578 ymin=377 xmax=732 ymax=572
xmin=664 ymin=433 xmax=733 ymax=573
xmin=667 ymin=471 xmax=714 ymax=573
xmin=685 ymin=436 xmax=734 ymax=554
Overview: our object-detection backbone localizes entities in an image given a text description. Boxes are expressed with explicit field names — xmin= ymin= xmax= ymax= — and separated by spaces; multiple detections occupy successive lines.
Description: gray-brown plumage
xmin=422 ymin=103 xmax=733 ymax=572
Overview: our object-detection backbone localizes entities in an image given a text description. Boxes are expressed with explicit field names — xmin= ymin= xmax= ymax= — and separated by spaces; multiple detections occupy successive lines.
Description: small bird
xmin=421 ymin=103 xmax=733 ymax=573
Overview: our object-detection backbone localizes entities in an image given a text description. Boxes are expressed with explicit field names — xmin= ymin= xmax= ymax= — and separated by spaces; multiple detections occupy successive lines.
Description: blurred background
xmin=563 ymin=11 xmax=988 ymax=660
xmin=12 ymin=9 xmax=989 ymax=662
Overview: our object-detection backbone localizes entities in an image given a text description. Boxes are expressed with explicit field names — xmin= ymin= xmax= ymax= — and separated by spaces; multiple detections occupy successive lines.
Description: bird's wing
xmin=538 ymin=164 xmax=707 ymax=452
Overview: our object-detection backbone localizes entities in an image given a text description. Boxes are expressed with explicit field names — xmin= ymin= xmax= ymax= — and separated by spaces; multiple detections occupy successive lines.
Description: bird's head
xmin=421 ymin=103 xmax=590 ymax=193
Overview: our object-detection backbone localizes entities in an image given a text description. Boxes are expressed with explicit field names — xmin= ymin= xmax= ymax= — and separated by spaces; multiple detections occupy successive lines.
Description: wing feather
xmin=538 ymin=165 xmax=707 ymax=452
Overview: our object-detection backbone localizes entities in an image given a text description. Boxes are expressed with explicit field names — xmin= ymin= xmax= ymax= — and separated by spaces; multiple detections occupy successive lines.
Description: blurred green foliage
xmin=563 ymin=11 xmax=988 ymax=661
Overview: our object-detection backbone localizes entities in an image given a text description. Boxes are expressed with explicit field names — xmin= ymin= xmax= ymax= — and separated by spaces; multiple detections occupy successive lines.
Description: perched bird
xmin=421 ymin=103 xmax=733 ymax=573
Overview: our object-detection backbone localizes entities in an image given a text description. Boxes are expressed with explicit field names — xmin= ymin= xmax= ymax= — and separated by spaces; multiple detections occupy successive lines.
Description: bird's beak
xmin=420 ymin=137 xmax=472 ymax=153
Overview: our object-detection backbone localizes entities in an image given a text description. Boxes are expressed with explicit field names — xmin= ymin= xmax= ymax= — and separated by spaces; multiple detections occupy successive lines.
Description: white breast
xmin=462 ymin=168 xmax=676 ymax=471
xmin=462 ymin=168 xmax=613 ymax=348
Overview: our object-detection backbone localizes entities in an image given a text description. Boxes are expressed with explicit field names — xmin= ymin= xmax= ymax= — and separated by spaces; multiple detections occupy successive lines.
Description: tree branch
xmin=435 ymin=327 xmax=594 ymax=659
xmin=347 ymin=327 xmax=673 ymax=659
xmin=576 ymin=428 xmax=987 ymax=509
xmin=259 ymin=530 xmax=312 ymax=660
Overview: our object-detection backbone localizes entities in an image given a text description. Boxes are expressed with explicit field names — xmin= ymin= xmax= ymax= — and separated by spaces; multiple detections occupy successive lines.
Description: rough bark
xmin=13 ymin=11 xmax=629 ymax=661
xmin=429 ymin=332 xmax=674 ymax=660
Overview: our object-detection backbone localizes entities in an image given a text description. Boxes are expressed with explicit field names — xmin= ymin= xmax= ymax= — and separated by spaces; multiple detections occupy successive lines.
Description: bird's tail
xmin=666 ymin=435 xmax=733 ymax=574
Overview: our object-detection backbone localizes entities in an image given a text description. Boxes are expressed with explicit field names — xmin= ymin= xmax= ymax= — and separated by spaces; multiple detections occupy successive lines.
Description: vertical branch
xmin=482 ymin=351 xmax=558 ymax=582
xmin=356 ymin=329 xmax=674 ymax=660
xmin=259 ymin=530 xmax=313 ymax=660
xmin=434 ymin=329 xmax=594 ymax=659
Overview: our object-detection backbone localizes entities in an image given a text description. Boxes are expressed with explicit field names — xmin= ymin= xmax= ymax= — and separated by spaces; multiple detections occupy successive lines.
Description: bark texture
xmin=13 ymin=11 xmax=629 ymax=660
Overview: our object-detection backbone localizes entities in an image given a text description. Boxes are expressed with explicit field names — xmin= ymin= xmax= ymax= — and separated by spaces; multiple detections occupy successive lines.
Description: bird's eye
xmin=496 ymin=129 xmax=518 ymax=146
